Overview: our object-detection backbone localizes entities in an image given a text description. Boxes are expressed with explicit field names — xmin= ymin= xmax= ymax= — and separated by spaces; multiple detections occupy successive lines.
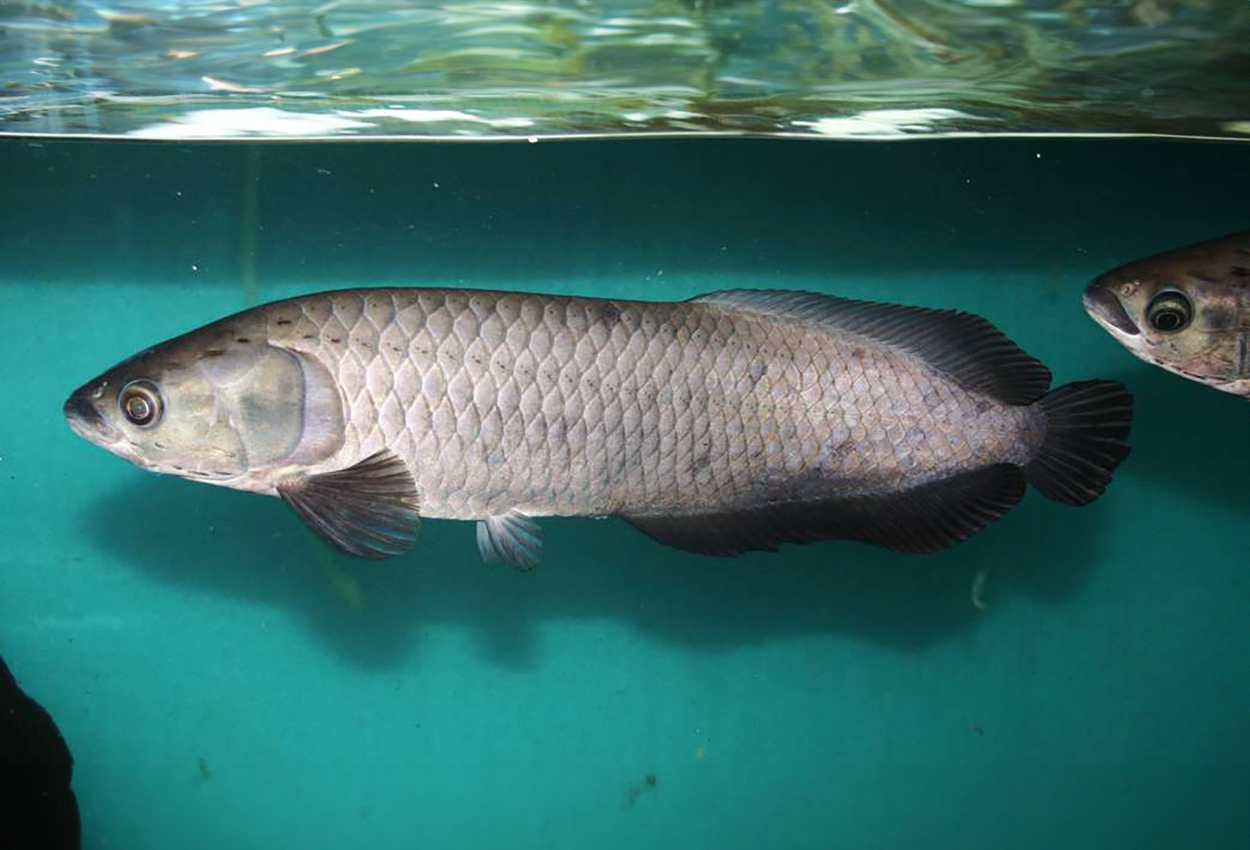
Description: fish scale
xmin=261 ymin=289 xmax=1029 ymax=520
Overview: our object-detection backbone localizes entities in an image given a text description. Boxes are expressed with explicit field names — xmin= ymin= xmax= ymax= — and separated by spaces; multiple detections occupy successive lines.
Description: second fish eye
xmin=1146 ymin=291 xmax=1192 ymax=333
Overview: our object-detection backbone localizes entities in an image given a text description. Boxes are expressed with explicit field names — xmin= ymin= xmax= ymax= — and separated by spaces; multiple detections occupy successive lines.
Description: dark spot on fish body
xmin=201 ymin=349 xmax=225 ymax=358
xmin=275 ymin=318 xmax=293 ymax=326
xmin=599 ymin=302 xmax=621 ymax=327
xmin=1204 ymin=305 xmax=1237 ymax=330
xmin=330 ymin=338 xmax=341 ymax=344
xmin=302 ymin=334 xmax=316 ymax=340
xmin=975 ymin=399 xmax=992 ymax=415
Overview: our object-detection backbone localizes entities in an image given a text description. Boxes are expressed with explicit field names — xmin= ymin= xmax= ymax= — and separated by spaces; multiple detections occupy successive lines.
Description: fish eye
xmin=119 ymin=380 xmax=163 ymax=428
xmin=1146 ymin=291 xmax=1192 ymax=333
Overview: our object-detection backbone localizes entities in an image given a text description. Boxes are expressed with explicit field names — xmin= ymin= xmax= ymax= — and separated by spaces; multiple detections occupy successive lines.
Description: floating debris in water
xmin=971 ymin=569 xmax=988 ymax=610
xmin=623 ymin=772 xmax=658 ymax=808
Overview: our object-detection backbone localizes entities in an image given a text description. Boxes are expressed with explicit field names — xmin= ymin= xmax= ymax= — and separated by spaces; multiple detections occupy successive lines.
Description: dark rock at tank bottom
xmin=0 ymin=654 xmax=81 ymax=850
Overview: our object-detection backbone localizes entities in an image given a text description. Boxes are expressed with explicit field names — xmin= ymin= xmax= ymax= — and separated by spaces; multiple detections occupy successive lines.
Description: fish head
xmin=1082 ymin=231 xmax=1250 ymax=396
xmin=64 ymin=310 xmax=326 ymax=487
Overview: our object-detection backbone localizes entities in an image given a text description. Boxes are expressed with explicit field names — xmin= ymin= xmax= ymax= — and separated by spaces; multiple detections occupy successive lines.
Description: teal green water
xmin=2 ymin=139 xmax=1248 ymax=849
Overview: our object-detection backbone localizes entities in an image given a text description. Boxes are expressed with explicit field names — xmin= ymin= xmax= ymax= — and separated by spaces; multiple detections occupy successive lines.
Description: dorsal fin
xmin=691 ymin=289 xmax=1052 ymax=405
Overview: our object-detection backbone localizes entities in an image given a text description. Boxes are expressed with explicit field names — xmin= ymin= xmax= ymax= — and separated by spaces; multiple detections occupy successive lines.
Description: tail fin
xmin=1025 ymin=380 xmax=1133 ymax=505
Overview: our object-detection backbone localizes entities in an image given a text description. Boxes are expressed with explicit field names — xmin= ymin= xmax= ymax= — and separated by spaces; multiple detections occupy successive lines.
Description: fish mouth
xmin=1082 ymin=283 xmax=1140 ymax=337
xmin=63 ymin=388 xmax=120 ymax=444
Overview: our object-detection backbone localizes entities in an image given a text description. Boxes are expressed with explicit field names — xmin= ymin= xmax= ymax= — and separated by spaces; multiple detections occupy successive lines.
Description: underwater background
xmin=1 ymin=137 xmax=1249 ymax=849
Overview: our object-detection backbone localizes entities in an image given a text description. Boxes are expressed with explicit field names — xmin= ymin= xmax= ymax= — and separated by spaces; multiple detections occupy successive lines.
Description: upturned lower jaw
xmin=1082 ymin=284 xmax=1141 ymax=337
xmin=63 ymin=392 xmax=121 ymax=444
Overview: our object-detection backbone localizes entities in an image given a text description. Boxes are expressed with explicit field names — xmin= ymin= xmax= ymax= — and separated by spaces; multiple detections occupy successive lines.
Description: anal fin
xmin=476 ymin=511 xmax=543 ymax=571
xmin=277 ymin=450 xmax=421 ymax=560
xmin=623 ymin=465 xmax=1025 ymax=557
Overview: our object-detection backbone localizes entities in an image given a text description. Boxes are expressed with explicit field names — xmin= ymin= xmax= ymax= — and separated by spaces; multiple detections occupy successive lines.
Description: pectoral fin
xmin=476 ymin=511 xmax=543 ymax=571
xmin=277 ymin=451 xmax=421 ymax=559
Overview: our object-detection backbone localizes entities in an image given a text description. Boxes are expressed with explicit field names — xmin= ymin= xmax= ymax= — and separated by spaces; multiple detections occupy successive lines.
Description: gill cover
xmin=183 ymin=325 xmax=346 ymax=474
xmin=198 ymin=342 xmax=306 ymax=468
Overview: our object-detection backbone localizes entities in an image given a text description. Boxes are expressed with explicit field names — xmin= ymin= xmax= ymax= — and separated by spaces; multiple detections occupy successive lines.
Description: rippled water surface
xmin=1 ymin=0 xmax=1248 ymax=139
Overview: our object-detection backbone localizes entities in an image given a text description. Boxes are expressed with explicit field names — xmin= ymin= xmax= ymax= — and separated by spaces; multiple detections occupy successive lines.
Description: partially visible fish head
xmin=64 ymin=311 xmax=327 ymax=488
xmin=1083 ymin=230 xmax=1250 ymax=396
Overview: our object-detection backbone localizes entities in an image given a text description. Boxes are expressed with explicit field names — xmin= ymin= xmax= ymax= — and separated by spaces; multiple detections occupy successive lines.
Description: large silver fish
xmin=1083 ymin=230 xmax=1250 ymax=396
xmin=64 ymin=288 xmax=1132 ymax=567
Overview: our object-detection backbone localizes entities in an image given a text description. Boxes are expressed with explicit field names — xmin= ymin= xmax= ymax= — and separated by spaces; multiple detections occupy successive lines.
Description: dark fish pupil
xmin=1146 ymin=292 xmax=1191 ymax=333
xmin=126 ymin=396 xmax=151 ymax=422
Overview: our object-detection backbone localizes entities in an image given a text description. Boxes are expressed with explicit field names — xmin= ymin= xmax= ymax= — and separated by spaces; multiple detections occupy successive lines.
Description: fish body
xmin=1083 ymin=230 xmax=1250 ymax=396
xmin=65 ymin=288 xmax=1132 ymax=565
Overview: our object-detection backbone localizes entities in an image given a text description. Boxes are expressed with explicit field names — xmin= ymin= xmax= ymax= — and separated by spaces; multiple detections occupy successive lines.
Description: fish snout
xmin=64 ymin=387 xmax=120 ymax=444
xmin=1082 ymin=281 xmax=1140 ymax=337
